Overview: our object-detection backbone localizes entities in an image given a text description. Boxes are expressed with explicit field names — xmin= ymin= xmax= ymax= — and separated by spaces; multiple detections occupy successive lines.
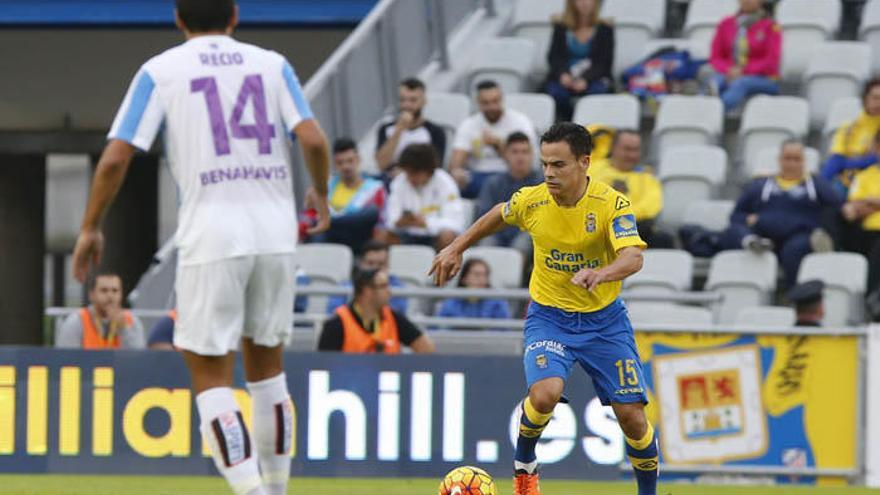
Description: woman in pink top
xmin=704 ymin=0 xmax=782 ymax=111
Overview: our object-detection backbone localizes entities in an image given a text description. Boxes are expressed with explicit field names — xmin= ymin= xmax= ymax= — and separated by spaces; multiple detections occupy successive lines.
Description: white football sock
xmin=247 ymin=373 xmax=293 ymax=495
xmin=196 ymin=387 xmax=266 ymax=495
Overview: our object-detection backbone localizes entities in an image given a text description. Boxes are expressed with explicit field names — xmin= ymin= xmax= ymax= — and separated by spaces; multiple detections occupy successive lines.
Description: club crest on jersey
xmin=613 ymin=214 xmax=639 ymax=238
xmin=535 ymin=354 xmax=548 ymax=369
xmin=585 ymin=212 xmax=597 ymax=233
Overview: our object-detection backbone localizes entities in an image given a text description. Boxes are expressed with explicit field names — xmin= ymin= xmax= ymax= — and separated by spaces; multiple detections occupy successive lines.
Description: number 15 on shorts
xmin=615 ymin=359 xmax=639 ymax=387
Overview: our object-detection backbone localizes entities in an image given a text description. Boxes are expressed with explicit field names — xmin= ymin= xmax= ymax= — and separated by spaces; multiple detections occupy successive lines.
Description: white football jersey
xmin=108 ymin=35 xmax=312 ymax=266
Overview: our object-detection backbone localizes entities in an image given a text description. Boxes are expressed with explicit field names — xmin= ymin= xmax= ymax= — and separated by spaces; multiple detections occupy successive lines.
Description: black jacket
xmin=546 ymin=21 xmax=615 ymax=85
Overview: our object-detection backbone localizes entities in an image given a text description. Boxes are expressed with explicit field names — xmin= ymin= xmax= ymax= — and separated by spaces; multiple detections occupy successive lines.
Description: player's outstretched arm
xmin=294 ymin=119 xmax=331 ymax=235
xmin=429 ymin=202 xmax=507 ymax=286
xmin=571 ymin=246 xmax=644 ymax=292
xmin=72 ymin=139 xmax=136 ymax=282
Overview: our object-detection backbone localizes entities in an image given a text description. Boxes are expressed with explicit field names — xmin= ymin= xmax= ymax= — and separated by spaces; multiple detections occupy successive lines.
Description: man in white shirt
xmin=386 ymin=143 xmax=465 ymax=250
xmin=449 ymin=80 xmax=537 ymax=198
xmin=71 ymin=2 xmax=330 ymax=494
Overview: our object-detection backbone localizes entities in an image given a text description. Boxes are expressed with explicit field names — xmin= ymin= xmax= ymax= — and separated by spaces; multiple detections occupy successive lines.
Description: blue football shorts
xmin=522 ymin=298 xmax=648 ymax=405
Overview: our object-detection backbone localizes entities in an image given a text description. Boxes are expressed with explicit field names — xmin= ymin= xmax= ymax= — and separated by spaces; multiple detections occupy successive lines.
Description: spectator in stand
xmin=318 ymin=268 xmax=435 ymax=353
xmin=842 ymin=149 xmax=880 ymax=297
xmin=375 ymin=77 xmax=446 ymax=176
xmin=821 ymin=79 xmax=880 ymax=198
xmin=544 ymin=0 xmax=614 ymax=121
xmin=721 ymin=141 xmax=839 ymax=287
xmin=448 ymin=80 xmax=536 ymax=198
xmin=147 ymin=310 xmax=177 ymax=350
xmin=476 ymin=132 xmax=542 ymax=255
xmin=326 ymin=240 xmax=408 ymax=314
xmin=590 ymin=130 xmax=672 ymax=247
xmin=436 ymin=258 xmax=510 ymax=321
xmin=56 ymin=270 xmax=145 ymax=349
xmin=306 ymin=138 xmax=386 ymax=252
xmin=386 ymin=143 xmax=465 ymax=250
xmin=702 ymin=0 xmax=781 ymax=112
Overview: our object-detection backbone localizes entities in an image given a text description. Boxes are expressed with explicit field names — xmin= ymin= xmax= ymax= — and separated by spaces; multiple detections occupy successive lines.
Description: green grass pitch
xmin=1 ymin=476 xmax=879 ymax=495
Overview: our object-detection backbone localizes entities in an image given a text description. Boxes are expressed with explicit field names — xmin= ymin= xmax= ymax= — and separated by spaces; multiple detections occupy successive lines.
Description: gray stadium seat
xmin=734 ymin=306 xmax=797 ymax=327
xmin=357 ymin=122 xmax=380 ymax=174
xmin=462 ymin=246 xmax=524 ymax=289
xmin=738 ymin=96 xmax=809 ymax=168
xmin=653 ymin=95 xmax=724 ymax=157
xmin=624 ymin=249 xmax=693 ymax=293
xmin=859 ymin=0 xmax=880 ymax=74
xmin=626 ymin=302 xmax=714 ymax=327
xmin=505 ymin=92 xmax=556 ymax=134
xmin=822 ymin=96 xmax=861 ymax=152
xmin=423 ymin=92 xmax=471 ymax=133
xmin=600 ymin=0 xmax=666 ymax=76
xmin=777 ymin=0 xmax=842 ymax=82
xmin=573 ymin=93 xmax=640 ymax=130
xmin=389 ymin=245 xmax=436 ymax=286
xmin=749 ymin=146 xmax=820 ymax=178
xmin=467 ymin=38 xmax=535 ymax=96
xmin=510 ymin=0 xmax=566 ymax=84
xmin=297 ymin=243 xmax=354 ymax=314
xmin=706 ymin=250 xmax=779 ymax=324
xmin=658 ymin=145 xmax=727 ymax=229
xmin=45 ymin=154 xmax=90 ymax=252
xmin=461 ymin=198 xmax=476 ymax=225
xmin=797 ymin=252 xmax=869 ymax=326
xmin=804 ymin=42 xmax=871 ymax=129
xmin=681 ymin=199 xmax=735 ymax=232
xmin=683 ymin=0 xmax=738 ymax=52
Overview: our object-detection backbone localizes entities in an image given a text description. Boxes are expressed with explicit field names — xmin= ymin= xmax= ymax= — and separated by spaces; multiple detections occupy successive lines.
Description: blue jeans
xmin=545 ymin=78 xmax=611 ymax=122
xmin=711 ymin=74 xmax=779 ymax=112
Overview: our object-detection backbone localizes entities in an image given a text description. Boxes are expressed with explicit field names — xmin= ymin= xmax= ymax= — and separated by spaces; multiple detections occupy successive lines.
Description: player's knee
xmin=528 ymin=383 xmax=562 ymax=413
xmin=615 ymin=404 xmax=648 ymax=438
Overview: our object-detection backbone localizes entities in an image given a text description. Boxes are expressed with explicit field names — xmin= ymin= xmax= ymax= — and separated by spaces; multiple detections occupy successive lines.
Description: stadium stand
xmin=625 ymin=302 xmax=714 ymax=326
xmin=599 ymin=0 xmax=667 ymax=76
xmin=681 ymin=199 xmax=735 ymax=233
xmin=706 ymin=250 xmax=779 ymax=323
xmin=422 ymin=91 xmax=472 ymax=159
xmin=466 ymin=37 xmax=536 ymax=95
xmin=388 ymin=244 xmax=435 ymax=286
xmin=860 ymin=0 xmax=880 ymax=73
xmin=683 ymin=0 xmax=739 ymax=51
xmin=509 ymin=0 xmax=565 ymax=85
xmin=734 ymin=305 xmax=798 ymax=326
xmin=738 ymin=96 xmax=810 ymax=168
xmin=804 ymin=41 xmax=872 ymax=128
xmin=822 ymin=96 xmax=863 ymax=151
xmin=461 ymin=246 xmax=524 ymax=289
xmin=652 ymin=95 xmax=724 ymax=157
xmin=750 ymin=145 xmax=821 ymax=178
xmin=797 ymin=252 xmax=869 ymax=325
xmin=777 ymin=0 xmax=843 ymax=82
xmin=296 ymin=243 xmax=355 ymax=314
xmin=657 ymin=145 xmax=727 ymax=229
xmin=572 ymin=93 xmax=640 ymax=130
xmin=504 ymin=92 xmax=557 ymax=134
xmin=623 ymin=249 xmax=694 ymax=293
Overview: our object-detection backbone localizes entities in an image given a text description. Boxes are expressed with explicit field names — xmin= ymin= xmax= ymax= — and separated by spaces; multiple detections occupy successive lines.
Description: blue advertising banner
xmin=0 ymin=349 xmax=621 ymax=480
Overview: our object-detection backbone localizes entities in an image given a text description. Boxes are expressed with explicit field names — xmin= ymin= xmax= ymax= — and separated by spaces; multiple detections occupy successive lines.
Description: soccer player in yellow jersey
xmin=431 ymin=123 xmax=658 ymax=495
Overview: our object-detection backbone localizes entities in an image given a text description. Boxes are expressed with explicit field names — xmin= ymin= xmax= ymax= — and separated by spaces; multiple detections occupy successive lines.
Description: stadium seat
xmin=389 ymin=245 xmax=436 ymax=286
xmin=461 ymin=198 xmax=476 ymax=225
xmin=859 ymin=0 xmax=880 ymax=74
xmin=749 ymin=146 xmax=820 ymax=178
xmin=45 ymin=154 xmax=90 ymax=252
xmin=657 ymin=145 xmax=727 ymax=229
xmin=681 ymin=199 xmax=735 ymax=232
xmin=510 ymin=0 xmax=566 ymax=84
xmin=466 ymin=38 xmax=535 ymax=96
xmin=822 ymin=96 xmax=861 ymax=152
xmin=683 ymin=0 xmax=738 ymax=52
xmin=573 ymin=93 xmax=640 ymax=130
xmin=623 ymin=249 xmax=693 ymax=293
xmin=296 ymin=243 xmax=354 ymax=313
xmin=600 ymin=0 xmax=666 ymax=76
xmin=640 ymin=38 xmax=710 ymax=62
xmin=738 ymin=96 xmax=809 ymax=168
xmin=777 ymin=0 xmax=842 ymax=82
xmin=505 ymin=92 xmax=556 ymax=134
xmin=626 ymin=302 xmax=714 ymax=327
xmin=652 ymin=95 xmax=724 ymax=157
xmin=423 ymin=92 xmax=471 ymax=135
xmin=357 ymin=122 xmax=380 ymax=174
xmin=804 ymin=42 xmax=871 ymax=129
xmin=797 ymin=252 xmax=869 ymax=326
xmin=462 ymin=246 xmax=523 ymax=289
xmin=734 ymin=306 xmax=797 ymax=327
xmin=706 ymin=250 xmax=779 ymax=324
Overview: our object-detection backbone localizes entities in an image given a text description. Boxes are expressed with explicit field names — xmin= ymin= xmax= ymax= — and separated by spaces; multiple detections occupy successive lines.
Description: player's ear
xmin=227 ymin=5 xmax=240 ymax=33
xmin=173 ymin=9 xmax=187 ymax=34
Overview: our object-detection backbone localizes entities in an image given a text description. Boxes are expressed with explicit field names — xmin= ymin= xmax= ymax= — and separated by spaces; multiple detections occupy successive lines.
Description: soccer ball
xmin=438 ymin=466 xmax=497 ymax=495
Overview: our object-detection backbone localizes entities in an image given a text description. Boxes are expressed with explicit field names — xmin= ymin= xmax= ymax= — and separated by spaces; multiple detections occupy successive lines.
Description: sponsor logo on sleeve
xmin=612 ymin=214 xmax=639 ymax=239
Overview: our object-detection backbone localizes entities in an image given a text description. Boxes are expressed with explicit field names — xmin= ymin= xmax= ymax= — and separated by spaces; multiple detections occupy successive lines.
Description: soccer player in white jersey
xmin=71 ymin=2 xmax=330 ymax=494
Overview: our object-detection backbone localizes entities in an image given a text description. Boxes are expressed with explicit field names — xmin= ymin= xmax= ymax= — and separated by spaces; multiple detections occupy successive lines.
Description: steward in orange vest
xmin=79 ymin=307 xmax=134 ymax=349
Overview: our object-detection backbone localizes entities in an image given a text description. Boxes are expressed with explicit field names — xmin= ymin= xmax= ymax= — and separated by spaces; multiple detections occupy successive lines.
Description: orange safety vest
xmin=337 ymin=305 xmax=401 ymax=354
xmin=168 ymin=309 xmax=177 ymax=321
xmin=79 ymin=308 xmax=133 ymax=349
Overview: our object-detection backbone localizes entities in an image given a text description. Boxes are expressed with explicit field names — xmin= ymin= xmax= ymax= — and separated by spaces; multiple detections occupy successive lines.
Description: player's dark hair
xmin=476 ymin=80 xmax=499 ymax=92
xmin=541 ymin=122 xmax=593 ymax=158
xmin=397 ymin=143 xmax=438 ymax=173
xmin=361 ymin=239 xmax=389 ymax=256
xmin=175 ymin=0 xmax=235 ymax=33
xmin=399 ymin=77 xmax=426 ymax=91
xmin=87 ymin=269 xmax=122 ymax=292
xmin=332 ymin=137 xmax=357 ymax=155
xmin=352 ymin=267 xmax=381 ymax=297
xmin=863 ymin=78 xmax=880 ymax=102
xmin=457 ymin=258 xmax=491 ymax=288
xmin=506 ymin=131 xmax=531 ymax=147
